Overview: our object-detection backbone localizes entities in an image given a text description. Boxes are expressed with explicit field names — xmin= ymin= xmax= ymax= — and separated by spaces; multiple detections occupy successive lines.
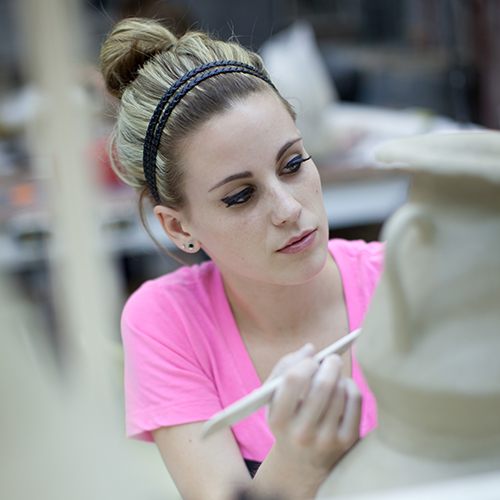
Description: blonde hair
xmin=100 ymin=18 xmax=295 ymax=219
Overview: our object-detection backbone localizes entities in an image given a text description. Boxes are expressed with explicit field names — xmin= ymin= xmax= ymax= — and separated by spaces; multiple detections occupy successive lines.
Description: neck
xmin=221 ymin=254 xmax=341 ymax=342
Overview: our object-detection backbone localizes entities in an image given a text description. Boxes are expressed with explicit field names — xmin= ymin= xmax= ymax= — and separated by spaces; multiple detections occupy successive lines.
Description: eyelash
xmin=283 ymin=155 xmax=311 ymax=175
xmin=221 ymin=155 xmax=311 ymax=208
xmin=221 ymin=186 xmax=255 ymax=208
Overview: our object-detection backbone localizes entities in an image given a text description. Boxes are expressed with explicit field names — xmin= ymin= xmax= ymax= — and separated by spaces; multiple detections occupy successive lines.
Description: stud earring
xmin=182 ymin=244 xmax=186 ymax=249
xmin=188 ymin=243 xmax=195 ymax=251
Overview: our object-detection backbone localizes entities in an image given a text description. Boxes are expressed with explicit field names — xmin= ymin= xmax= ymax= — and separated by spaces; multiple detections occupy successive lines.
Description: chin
xmin=276 ymin=246 xmax=329 ymax=286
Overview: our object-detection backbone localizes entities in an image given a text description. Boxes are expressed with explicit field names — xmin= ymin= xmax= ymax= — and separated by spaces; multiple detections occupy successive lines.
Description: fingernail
xmin=322 ymin=353 xmax=342 ymax=367
xmin=300 ymin=343 xmax=315 ymax=354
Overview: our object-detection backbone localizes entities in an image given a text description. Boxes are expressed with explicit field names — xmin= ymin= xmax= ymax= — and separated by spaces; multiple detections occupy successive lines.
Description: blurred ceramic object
xmin=260 ymin=22 xmax=339 ymax=160
xmin=318 ymin=131 xmax=500 ymax=497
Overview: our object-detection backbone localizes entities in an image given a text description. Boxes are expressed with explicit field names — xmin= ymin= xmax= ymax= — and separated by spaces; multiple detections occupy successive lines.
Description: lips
xmin=277 ymin=229 xmax=317 ymax=253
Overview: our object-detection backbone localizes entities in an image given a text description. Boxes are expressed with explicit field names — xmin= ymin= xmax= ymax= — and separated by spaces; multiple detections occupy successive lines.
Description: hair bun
xmin=100 ymin=18 xmax=177 ymax=99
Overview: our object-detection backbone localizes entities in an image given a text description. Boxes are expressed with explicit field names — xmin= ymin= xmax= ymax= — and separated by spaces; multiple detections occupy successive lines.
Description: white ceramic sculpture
xmin=317 ymin=131 xmax=500 ymax=497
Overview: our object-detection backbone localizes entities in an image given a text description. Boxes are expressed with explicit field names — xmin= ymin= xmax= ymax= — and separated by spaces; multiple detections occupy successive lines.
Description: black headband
xmin=142 ymin=60 xmax=276 ymax=204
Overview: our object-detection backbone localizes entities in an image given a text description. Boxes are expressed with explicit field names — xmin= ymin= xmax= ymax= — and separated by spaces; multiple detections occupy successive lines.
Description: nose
xmin=270 ymin=185 xmax=302 ymax=226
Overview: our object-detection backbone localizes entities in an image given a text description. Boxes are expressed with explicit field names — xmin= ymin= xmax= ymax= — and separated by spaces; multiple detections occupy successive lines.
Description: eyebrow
xmin=276 ymin=137 xmax=302 ymax=162
xmin=208 ymin=137 xmax=302 ymax=193
xmin=209 ymin=171 xmax=253 ymax=192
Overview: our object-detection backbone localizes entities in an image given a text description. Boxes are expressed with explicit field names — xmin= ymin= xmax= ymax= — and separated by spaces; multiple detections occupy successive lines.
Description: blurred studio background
xmin=0 ymin=1 xmax=499 ymax=498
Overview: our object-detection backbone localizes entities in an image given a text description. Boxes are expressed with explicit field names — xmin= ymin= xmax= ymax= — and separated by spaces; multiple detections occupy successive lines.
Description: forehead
xmin=179 ymin=91 xmax=298 ymax=176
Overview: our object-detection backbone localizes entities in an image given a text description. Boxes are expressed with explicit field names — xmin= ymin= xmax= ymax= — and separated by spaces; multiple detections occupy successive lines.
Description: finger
xmin=268 ymin=357 xmax=319 ymax=428
xmin=265 ymin=343 xmax=315 ymax=382
xmin=293 ymin=354 xmax=343 ymax=429
xmin=337 ymin=378 xmax=362 ymax=445
xmin=316 ymin=376 xmax=347 ymax=439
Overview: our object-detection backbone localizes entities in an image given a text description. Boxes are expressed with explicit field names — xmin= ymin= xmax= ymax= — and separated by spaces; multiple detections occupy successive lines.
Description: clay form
xmin=200 ymin=328 xmax=361 ymax=439
xmin=318 ymin=131 xmax=500 ymax=497
xmin=319 ymin=471 xmax=500 ymax=500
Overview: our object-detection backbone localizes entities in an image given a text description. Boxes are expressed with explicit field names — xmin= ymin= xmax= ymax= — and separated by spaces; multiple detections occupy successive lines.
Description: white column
xmin=18 ymin=0 xmax=120 ymax=415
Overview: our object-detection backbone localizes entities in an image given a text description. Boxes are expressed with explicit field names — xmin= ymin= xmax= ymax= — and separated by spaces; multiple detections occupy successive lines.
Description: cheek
xmin=299 ymin=174 xmax=323 ymax=205
xmin=224 ymin=215 xmax=267 ymax=260
xmin=312 ymin=175 xmax=325 ymax=203
xmin=220 ymin=215 xmax=265 ymax=256
xmin=240 ymin=211 xmax=265 ymax=231
xmin=196 ymin=211 xmax=261 ymax=252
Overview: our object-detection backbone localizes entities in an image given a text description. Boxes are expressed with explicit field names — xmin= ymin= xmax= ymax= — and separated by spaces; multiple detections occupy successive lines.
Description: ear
xmin=154 ymin=205 xmax=195 ymax=250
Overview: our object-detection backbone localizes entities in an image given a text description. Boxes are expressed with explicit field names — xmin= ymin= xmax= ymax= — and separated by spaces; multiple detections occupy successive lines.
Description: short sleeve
xmin=121 ymin=278 xmax=223 ymax=442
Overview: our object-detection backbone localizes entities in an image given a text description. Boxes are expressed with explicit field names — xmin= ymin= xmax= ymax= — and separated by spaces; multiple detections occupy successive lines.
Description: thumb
xmin=264 ymin=342 xmax=315 ymax=383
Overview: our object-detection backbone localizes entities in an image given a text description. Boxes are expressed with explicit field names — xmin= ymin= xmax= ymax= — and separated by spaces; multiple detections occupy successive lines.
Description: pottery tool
xmin=200 ymin=328 xmax=361 ymax=439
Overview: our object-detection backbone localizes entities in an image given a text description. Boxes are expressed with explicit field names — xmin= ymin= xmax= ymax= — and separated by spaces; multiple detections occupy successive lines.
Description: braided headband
xmin=143 ymin=60 xmax=276 ymax=204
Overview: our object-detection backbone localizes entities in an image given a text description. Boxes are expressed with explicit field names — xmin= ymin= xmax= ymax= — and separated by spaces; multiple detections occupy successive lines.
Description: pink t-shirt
xmin=121 ymin=238 xmax=384 ymax=462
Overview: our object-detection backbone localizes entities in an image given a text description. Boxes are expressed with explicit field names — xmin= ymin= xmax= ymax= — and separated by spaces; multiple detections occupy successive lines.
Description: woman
xmin=100 ymin=18 xmax=384 ymax=500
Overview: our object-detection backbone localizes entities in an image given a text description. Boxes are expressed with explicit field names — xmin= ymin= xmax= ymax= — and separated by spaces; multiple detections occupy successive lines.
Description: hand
xmin=266 ymin=352 xmax=361 ymax=482
xmin=264 ymin=342 xmax=316 ymax=383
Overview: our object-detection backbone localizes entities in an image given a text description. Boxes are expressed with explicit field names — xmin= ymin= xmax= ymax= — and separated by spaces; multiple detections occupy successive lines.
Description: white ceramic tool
xmin=200 ymin=328 xmax=361 ymax=439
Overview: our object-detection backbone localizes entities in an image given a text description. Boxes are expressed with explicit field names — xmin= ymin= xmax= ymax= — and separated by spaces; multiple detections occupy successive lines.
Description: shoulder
xmin=328 ymin=238 xmax=385 ymax=273
xmin=328 ymin=239 xmax=385 ymax=330
xmin=328 ymin=238 xmax=385 ymax=258
xmin=122 ymin=259 xmax=220 ymax=332
xmin=119 ymin=260 xmax=229 ymax=440
xmin=328 ymin=238 xmax=385 ymax=296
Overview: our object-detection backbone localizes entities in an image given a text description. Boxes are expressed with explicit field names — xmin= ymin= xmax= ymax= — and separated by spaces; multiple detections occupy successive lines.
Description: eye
xmin=221 ymin=186 xmax=255 ymax=207
xmin=282 ymin=155 xmax=311 ymax=175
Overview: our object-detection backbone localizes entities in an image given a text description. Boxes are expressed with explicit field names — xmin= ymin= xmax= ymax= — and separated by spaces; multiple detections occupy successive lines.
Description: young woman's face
xmin=178 ymin=91 xmax=330 ymax=285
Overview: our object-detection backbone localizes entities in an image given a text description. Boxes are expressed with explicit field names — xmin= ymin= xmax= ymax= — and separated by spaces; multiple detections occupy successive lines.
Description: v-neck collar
xmin=213 ymin=241 xmax=356 ymax=396
xmin=212 ymin=267 xmax=263 ymax=396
